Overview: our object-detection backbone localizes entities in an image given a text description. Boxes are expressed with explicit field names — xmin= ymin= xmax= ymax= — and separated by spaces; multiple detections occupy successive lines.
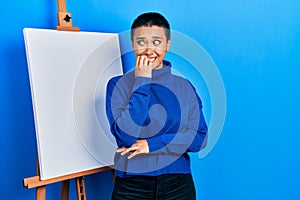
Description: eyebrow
xmin=135 ymin=36 xmax=163 ymax=40
xmin=135 ymin=37 xmax=146 ymax=40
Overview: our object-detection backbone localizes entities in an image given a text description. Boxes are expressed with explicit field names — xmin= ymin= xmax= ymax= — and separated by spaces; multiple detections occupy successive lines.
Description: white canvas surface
xmin=23 ymin=28 xmax=122 ymax=180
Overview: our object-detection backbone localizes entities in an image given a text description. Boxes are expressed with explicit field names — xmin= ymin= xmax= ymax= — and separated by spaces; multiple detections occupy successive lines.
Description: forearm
xmin=106 ymin=76 xmax=152 ymax=147
xmin=146 ymin=128 xmax=207 ymax=155
xmin=147 ymin=93 xmax=208 ymax=155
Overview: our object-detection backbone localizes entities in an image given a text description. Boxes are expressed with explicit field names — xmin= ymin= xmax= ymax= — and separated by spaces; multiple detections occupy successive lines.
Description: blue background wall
xmin=1 ymin=0 xmax=299 ymax=199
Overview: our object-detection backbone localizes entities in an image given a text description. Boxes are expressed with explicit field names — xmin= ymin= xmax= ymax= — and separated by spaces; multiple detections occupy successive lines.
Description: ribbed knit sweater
xmin=106 ymin=60 xmax=207 ymax=177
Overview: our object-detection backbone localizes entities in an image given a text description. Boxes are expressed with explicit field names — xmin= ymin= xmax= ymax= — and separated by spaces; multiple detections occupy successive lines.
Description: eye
xmin=137 ymin=40 xmax=145 ymax=46
xmin=153 ymin=40 xmax=161 ymax=45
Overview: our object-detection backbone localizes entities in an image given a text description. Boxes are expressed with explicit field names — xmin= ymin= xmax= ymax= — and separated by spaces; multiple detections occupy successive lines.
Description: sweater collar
xmin=152 ymin=60 xmax=172 ymax=81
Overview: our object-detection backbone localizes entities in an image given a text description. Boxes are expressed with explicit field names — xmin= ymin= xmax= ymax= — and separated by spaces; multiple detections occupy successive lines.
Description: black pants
xmin=111 ymin=174 xmax=196 ymax=200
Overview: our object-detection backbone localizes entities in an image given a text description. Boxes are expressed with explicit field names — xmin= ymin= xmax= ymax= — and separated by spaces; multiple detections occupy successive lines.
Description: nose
xmin=144 ymin=47 xmax=154 ymax=55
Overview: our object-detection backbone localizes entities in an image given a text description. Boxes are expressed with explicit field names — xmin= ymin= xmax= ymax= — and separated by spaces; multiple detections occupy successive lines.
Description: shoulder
xmin=107 ymin=70 xmax=136 ymax=95
xmin=172 ymin=74 xmax=196 ymax=90
xmin=171 ymin=74 xmax=202 ymax=103
xmin=108 ymin=75 xmax=122 ymax=85
xmin=108 ymin=70 xmax=135 ymax=86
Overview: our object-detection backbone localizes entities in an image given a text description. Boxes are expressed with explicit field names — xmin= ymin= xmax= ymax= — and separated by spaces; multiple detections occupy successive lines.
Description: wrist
xmin=135 ymin=70 xmax=152 ymax=78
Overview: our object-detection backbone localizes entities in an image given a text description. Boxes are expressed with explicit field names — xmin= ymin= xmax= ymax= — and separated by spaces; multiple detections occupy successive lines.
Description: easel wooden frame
xmin=56 ymin=0 xmax=80 ymax=31
xmin=23 ymin=1 xmax=114 ymax=199
xmin=23 ymin=164 xmax=113 ymax=200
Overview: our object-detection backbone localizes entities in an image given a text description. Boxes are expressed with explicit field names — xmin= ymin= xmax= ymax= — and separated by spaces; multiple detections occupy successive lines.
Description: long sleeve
xmin=106 ymin=76 xmax=152 ymax=148
xmin=146 ymin=87 xmax=208 ymax=155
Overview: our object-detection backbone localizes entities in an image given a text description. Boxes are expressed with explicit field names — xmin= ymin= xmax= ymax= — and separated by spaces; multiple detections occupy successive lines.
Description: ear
xmin=166 ymin=39 xmax=171 ymax=52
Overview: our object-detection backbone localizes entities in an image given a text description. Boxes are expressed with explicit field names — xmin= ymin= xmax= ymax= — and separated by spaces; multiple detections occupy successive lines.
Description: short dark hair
xmin=131 ymin=12 xmax=171 ymax=41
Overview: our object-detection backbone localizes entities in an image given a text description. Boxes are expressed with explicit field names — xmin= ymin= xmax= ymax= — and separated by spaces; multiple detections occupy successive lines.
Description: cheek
xmin=156 ymin=49 xmax=167 ymax=57
xmin=153 ymin=45 xmax=168 ymax=54
xmin=132 ymin=43 xmax=145 ymax=53
xmin=133 ymin=48 xmax=145 ymax=56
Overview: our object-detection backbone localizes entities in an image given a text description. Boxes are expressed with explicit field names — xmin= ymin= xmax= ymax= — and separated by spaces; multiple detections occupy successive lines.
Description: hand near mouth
xmin=134 ymin=55 xmax=155 ymax=78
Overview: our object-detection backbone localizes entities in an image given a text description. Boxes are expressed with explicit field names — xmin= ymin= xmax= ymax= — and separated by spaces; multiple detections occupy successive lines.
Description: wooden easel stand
xmin=23 ymin=166 xmax=113 ymax=199
xmin=22 ymin=1 xmax=114 ymax=199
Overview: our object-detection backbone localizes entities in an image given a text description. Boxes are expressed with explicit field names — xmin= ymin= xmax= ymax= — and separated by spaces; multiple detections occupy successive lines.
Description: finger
xmin=138 ymin=55 xmax=147 ymax=67
xmin=142 ymin=56 xmax=149 ymax=66
xmin=136 ymin=55 xmax=141 ymax=67
xmin=120 ymin=146 xmax=138 ymax=156
xmin=116 ymin=147 xmax=127 ymax=153
xmin=136 ymin=55 xmax=142 ymax=67
xmin=128 ymin=150 xmax=141 ymax=159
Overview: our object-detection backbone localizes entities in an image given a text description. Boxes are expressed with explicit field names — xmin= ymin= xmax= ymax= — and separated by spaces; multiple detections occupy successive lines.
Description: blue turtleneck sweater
xmin=106 ymin=60 xmax=207 ymax=177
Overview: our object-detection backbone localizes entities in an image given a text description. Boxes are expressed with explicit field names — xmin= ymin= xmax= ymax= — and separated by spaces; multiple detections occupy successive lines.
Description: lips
xmin=148 ymin=57 xmax=157 ymax=63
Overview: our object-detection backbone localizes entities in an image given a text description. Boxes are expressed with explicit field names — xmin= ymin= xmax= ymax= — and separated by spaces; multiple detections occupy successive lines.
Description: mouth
xmin=148 ymin=57 xmax=157 ymax=63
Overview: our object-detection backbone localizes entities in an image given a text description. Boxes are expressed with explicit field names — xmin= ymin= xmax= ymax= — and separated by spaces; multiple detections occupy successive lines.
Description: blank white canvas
xmin=23 ymin=28 xmax=122 ymax=180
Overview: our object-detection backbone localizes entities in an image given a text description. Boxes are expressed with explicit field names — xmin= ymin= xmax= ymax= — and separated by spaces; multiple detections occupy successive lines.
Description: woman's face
xmin=132 ymin=25 xmax=171 ymax=70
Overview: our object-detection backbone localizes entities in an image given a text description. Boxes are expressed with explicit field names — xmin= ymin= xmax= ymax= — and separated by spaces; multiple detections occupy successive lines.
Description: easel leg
xmin=76 ymin=176 xmax=86 ymax=200
xmin=61 ymin=180 xmax=70 ymax=200
xmin=36 ymin=186 xmax=46 ymax=200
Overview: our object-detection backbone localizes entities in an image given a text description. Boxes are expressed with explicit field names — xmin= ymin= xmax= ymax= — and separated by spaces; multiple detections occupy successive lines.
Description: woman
xmin=106 ymin=12 xmax=208 ymax=200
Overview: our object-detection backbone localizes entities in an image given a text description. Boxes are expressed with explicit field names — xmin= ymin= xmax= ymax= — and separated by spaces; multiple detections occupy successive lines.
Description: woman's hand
xmin=117 ymin=139 xmax=149 ymax=159
xmin=134 ymin=55 xmax=153 ymax=78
